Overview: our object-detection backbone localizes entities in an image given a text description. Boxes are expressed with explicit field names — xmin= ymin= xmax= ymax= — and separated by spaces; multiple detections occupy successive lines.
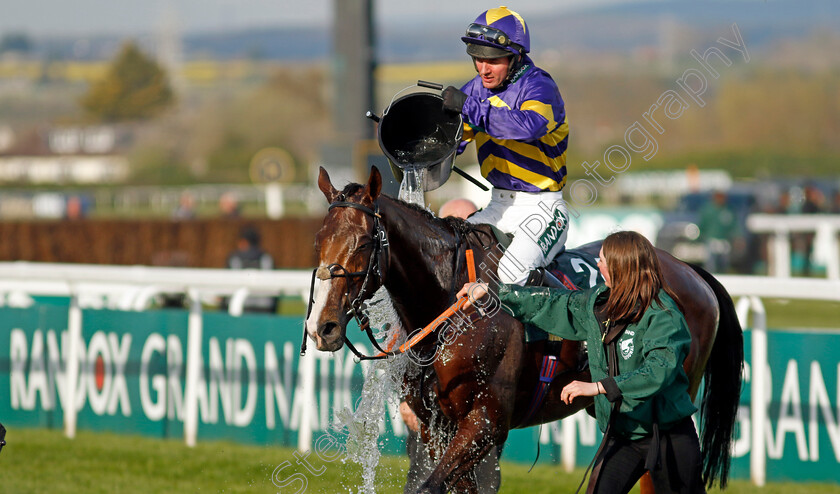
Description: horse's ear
xmin=318 ymin=166 xmax=339 ymax=203
xmin=365 ymin=166 xmax=382 ymax=200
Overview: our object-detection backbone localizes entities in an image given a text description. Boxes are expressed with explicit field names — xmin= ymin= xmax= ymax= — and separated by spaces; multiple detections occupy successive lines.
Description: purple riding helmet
xmin=460 ymin=6 xmax=530 ymax=59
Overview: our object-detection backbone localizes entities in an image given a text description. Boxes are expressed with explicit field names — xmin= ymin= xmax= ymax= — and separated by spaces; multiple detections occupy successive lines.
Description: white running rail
xmin=1 ymin=262 xmax=838 ymax=485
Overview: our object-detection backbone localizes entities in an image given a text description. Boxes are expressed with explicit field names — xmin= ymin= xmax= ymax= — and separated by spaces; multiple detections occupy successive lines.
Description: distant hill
xmin=183 ymin=27 xmax=328 ymax=61
xmin=532 ymin=0 xmax=839 ymax=54
xmin=21 ymin=0 xmax=840 ymax=63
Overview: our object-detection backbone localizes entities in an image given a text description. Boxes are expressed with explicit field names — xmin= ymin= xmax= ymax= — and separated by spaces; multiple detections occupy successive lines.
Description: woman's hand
xmin=560 ymin=380 xmax=602 ymax=405
xmin=455 ymin=282 xmax=489 ymax=310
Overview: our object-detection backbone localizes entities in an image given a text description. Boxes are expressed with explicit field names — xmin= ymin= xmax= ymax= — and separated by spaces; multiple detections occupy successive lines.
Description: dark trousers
xmin=590 ymin=417 xmax=706 ymax=494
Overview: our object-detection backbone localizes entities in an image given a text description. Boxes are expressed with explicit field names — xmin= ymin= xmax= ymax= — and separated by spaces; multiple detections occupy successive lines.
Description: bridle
xmin=300 ymin=196 xmax=394 ymax=360
xmin=301 ymin=194 xmax=496 ymax=362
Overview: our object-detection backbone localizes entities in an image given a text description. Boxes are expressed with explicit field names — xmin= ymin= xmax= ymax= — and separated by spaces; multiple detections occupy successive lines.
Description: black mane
xmin=385 ymin=193 xmax=484 ymax=240
xmin=339 ymin=182 xmax=472 ymax=234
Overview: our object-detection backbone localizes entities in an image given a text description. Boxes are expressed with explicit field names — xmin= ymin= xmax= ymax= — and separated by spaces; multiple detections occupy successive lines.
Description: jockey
xmin=442 ymin=6 xmax=570 ymax=287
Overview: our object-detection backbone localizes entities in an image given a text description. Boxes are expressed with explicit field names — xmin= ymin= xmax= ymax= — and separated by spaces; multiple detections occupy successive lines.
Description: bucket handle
xmin=383 ymin=84 xmax=419 ymax=117
xmin=383 ymin=80 xmax=444 ymax=116
xmin=417 ymin=80 xmax=443 ymax=90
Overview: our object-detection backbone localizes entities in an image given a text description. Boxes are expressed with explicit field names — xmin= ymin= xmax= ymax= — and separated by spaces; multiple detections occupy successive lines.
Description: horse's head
xmin=305 ymin=166 xmax=387 ymax=352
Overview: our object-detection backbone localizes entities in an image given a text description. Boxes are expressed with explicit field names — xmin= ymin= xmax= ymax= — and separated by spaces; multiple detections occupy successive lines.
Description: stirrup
xmin=525 ymin=268 xmax=566 ymax=289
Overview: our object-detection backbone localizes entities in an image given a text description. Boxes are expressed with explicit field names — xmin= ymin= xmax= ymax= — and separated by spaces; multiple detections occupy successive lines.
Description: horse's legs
xmin=415 ymin=404 xmax=503 ymax=494
xmin=451 ymin=476 xmax=480 ymax=494
xmin=416 ymin=360 xmax=518 ymax=492
xmin=447 ymin=445 xmax=501 ymax=494
xmin=412 ymin=409 xmax=458 ymax=494
xmin=416 ymin=436 xmax=499 ymax=494
xmin=405 ymin=429 xmax=436 ymax=494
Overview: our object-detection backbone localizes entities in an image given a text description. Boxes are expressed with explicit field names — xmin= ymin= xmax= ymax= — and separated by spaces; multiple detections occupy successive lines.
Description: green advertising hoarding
xmin=2 ymin=304 xmax=840 ymax=483
xmin=0 ymin=306 xmax=407 ymax=456
xmin=739 ymin=330 xmax=840 ymax=482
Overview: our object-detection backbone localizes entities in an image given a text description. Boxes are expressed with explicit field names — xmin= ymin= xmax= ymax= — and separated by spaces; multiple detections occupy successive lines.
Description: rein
xmin=301 ymin=197 xmax=480 ymax=361
xmin=370 ymin=248 xmax=476 ymax=359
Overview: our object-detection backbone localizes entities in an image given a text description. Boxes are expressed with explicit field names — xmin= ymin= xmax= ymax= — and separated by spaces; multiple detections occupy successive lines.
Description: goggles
xmin=465 ymin=23 xmax=514 ymax=48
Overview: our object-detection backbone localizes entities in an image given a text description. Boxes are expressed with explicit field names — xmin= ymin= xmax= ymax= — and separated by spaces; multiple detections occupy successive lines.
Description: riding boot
xmin=525 ymin=267 xmax=566 ymax=289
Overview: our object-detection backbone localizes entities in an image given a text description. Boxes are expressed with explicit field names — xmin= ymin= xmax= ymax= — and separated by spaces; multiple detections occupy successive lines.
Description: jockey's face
xmin=597 ymin=247 xmax=611 ymax=287
xmin=474 ymin=56 xmax=511 ymax=89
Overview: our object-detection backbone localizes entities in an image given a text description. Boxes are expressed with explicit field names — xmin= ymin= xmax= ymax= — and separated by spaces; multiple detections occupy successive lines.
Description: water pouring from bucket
xmin=330 ymin=286 xmax=411 ymax=494
xmin=367 ymin=81 xmax=487 ymax=206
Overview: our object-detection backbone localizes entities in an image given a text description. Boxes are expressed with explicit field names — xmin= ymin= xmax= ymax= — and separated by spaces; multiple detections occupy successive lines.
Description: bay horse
xmin=304 ymin=166 xmax=743 ymax=494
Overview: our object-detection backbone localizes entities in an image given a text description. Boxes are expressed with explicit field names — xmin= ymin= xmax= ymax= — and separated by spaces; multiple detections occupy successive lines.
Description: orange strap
xmin=466 ymin=248 xmax=476 ymax=283
xmin=376 ymin=249 xmax=476 ymax=357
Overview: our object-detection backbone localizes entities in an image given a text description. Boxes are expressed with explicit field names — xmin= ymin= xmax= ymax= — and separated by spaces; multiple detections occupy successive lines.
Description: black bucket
xmin=377 ymin=92 xmax=463 ymax=191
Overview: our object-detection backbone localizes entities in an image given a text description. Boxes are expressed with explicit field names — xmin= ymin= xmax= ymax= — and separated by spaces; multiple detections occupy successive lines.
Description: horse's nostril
xmin=320 ymin=321 xmax=339 ymax=339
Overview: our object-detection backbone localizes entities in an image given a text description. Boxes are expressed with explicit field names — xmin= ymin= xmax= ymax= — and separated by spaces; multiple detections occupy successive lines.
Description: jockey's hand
xmin=442 ymin=86 xmax=468 ymax=113
xmin=560 ymin=380 xmax=602 ymax=405
xmin=456 ymin=282 xmax=489 ymax=310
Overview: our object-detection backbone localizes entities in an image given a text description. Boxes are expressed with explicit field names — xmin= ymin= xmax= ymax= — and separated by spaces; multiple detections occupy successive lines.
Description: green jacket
xmin=497 ymin=283 xmax=697 ymax=440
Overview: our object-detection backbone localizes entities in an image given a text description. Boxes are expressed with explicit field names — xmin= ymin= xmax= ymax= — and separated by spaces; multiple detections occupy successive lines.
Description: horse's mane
xmin=340 ymin=182 xmax=475 ymax=237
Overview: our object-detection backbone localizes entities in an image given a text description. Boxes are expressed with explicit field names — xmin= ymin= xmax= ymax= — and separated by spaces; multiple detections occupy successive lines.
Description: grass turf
xmin=3 ymin=428 xmax=839 ymax=493
xmin=762 ymin=298 xmax=840 ymax=330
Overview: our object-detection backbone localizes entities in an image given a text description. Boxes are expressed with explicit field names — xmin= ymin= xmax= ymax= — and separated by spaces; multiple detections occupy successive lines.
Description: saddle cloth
xmin=489 ymin=225 xmax=604 ymax=342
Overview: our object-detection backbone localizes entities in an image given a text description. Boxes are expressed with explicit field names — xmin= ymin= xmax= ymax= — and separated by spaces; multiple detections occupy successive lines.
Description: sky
xmin=0 ymin=0 xmax=667 ymax=36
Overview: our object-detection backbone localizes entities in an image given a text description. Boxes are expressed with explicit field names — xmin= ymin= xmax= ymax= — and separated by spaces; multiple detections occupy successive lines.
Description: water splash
xmin=332 ymin=286 xmax=412 ymax=494
xmin=398 ymin=166 xmax=426 ymax=206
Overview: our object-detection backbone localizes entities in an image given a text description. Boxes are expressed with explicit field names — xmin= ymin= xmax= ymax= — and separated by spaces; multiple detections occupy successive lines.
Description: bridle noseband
xmin=301 ymin=197 xmax=393 ymax=359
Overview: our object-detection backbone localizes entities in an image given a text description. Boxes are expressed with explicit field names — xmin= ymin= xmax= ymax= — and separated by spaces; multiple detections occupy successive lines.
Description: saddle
xmin=490 ymin=225 xmax=601 ymax=289
xmin=489 ymin=225 xmax=603 ymax=343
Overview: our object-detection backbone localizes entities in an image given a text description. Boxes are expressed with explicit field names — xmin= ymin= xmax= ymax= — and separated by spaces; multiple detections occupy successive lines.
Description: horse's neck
xmin=379 ymin=196 xmax=458 ymax=327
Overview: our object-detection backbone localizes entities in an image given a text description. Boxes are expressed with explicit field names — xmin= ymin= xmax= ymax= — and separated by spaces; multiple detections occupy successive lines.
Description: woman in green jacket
xmin=456 ymin=230 xmax=705 ymax=493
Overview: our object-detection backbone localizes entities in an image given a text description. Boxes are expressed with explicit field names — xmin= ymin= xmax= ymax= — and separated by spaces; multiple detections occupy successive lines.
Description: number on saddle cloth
xmin=523 ymin=249 xmax=604 ymax=344
xmin=544 ymin=249 xmax=603 ymax=291
xmin=488 ymin=225 xmax=602 ymax=291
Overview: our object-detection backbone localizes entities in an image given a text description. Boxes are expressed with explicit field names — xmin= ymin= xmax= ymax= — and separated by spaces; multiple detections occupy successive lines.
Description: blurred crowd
xmin=695 ymin=183 xmax=839 ymax=276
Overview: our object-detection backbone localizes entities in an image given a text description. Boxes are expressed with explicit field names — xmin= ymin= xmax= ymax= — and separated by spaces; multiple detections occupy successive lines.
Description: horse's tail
xmin=689 ymin=264 xmax=744 ymax=489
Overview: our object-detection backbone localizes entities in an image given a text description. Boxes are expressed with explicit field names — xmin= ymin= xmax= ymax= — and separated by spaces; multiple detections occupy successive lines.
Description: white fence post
xmin=771 ymin=231 xmax=791 ymax=277
xmin=561 ymin=415 xmax=577 ymax=472
xmin=297 ymin=348 xmax=316 ymax=452
xmin=64 ymin=292 xmax=82 ymax=439
xmin=734 ymin=296 xmax=750 ymax=329
xmin=824 ymin=224 xmax=840 ymax=280
xmin=183 ymin=289 xmax=203 ymax=447
xmin=748 ymin=295 xmax=768 ymax=487
xmin=228 ymin=287 xmax=249 ymax=317
xmin=747 ymin=214 xmax=840 ymax=279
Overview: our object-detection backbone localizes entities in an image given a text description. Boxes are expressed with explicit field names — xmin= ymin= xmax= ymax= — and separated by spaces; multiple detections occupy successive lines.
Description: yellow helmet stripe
xmin=484 ymin=7 xmax=526 ymax=35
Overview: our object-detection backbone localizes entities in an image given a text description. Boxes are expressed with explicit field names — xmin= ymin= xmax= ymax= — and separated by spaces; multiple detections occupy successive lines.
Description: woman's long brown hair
xmin=602 ymin=231 xmax=681 ymax=323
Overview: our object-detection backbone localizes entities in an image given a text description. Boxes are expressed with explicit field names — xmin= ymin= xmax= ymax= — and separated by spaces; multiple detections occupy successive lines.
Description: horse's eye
xmin=355 ymin=242 xmax=374 ymax=253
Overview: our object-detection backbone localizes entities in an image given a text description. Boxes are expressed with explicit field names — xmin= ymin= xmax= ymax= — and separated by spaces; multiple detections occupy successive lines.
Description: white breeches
xmin=468 ymin=188 xmax=569 ymax=285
